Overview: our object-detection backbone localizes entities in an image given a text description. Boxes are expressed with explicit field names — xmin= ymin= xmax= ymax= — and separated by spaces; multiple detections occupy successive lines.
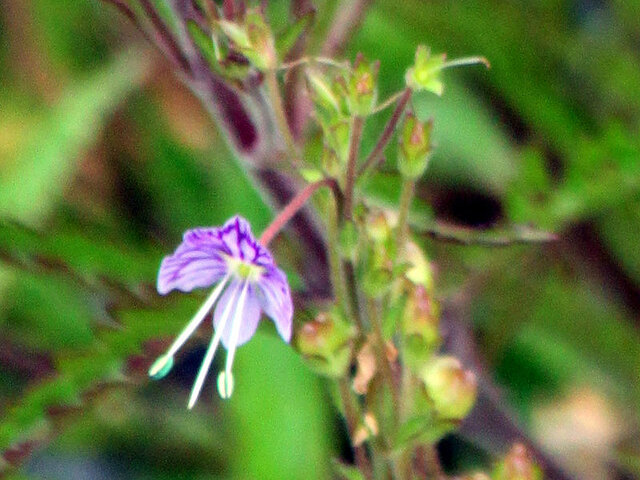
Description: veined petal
xmin=214 ymin=280 xmax=261 ymax=349
xmin=256 ymin=266 xmax=293 ymax=342
xmin=157 ymin=227 xmax=229 ymax=294
xmin=218 ymin=216 xmax=273 ymax=266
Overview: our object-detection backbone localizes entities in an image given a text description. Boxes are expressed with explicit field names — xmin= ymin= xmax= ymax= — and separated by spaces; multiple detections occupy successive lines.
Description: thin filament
xmin=224 ymin=280 xmax=250 ymax=378
xmin=166 ymin=275 xmax=230 ymax=358
xmin=187 ymin=280 xmax=241 ymax=409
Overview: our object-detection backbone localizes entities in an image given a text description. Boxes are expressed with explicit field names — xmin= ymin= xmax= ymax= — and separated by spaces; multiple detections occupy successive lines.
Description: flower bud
xmin=405 ymin=45 xmax=446 ymax=95
xmin=402 ymin=285 xmax=440 ymax=370
xmin=492 ymin=444 xmax=542 ymax=480
xmin=398 ymin=113 xmax=433 ymax=179
xmin=420 ymin=356 xmax=477 ymax=421
xmin=296 ymin=311 xmax=355 ymax=378
xmin=404 ymin=240 xmax=434 ymax=291
xmin=218 ymin=9 xmax=276 ymax=71
xmin=306 ymin=70 xmax=342 ymax=118
xmin=366 ymin=211 xmax=392 ymax=244
xmin=346 ymin=53 xmax=380 ymax=116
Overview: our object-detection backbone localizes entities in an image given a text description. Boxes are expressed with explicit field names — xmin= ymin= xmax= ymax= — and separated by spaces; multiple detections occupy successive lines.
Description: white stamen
xmin=187 ymin=280 xmax=242 ymax=409
xmin=223 ymin=280 xmax=250 ymax=387
xmin=217 ymin=371 xmax=234 ymax=399
xmin=166 ymin=275 xmax=230 ymax=358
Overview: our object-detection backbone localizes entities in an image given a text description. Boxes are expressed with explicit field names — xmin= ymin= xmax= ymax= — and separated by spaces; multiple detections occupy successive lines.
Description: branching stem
xmin=259 ymin=178 xmax=342 ymax=246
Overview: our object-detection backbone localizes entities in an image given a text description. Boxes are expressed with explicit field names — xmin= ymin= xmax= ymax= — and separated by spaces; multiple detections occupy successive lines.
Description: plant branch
xmin=259 ymin=178 xmax=342 ymax=246
xmin=321 ymin=0 xmax=374 ymax=57
xmin=138 ymin=0 xmax=192 ymax=74
xmin=265 ymin=68 xmax=301 ymax=165
xmin=343 ymin=116 xmax=365 ymax=221
xmin=339 ymin=378 xmax=373 ymax=480
xmin=419 ymin=222 xmax=559 ymax=247
xmin=358 ymin=88 xmax=412 ymax=177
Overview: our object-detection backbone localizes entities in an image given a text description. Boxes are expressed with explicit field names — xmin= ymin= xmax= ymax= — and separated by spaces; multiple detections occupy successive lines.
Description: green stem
xmin=343 ymin=116 xmax=365 ymax=221
xmin=395 ymin=179 xmax=415 ymax=259
xmin=265 ymin=68 xmax=300 ymax=165
xmin=339 ymin=378 xmax=373 ymax=480
xmin=367 ymin=299 xmax=399 ymax=420
xmin=326 ymin=193 xmax=350 ymax=316
xmin=343 ymin=259 xmax=365 ymax=332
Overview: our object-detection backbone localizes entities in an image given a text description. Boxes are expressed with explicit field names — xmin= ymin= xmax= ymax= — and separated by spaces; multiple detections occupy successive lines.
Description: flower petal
xmin=256 ymin=266 xmax=293 ymax=342
xmin=214 ymin=281 xmax=261 ymax=349
xmin=218 ymin=216 xmax=273 ymax=266
xmin=157 ymin=227 xmax=229 ymax=294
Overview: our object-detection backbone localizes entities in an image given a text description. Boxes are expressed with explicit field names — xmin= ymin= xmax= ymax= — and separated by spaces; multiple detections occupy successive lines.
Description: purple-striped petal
xmin=214 ymin=281 xmax=261 ymax=349
xmin=256 ymin=266 xmax=293 ymax=342
xmin=218 ymin=216 xmax=273 ymax=266
xmin=157 ymin=227 xmax=229 ymax=295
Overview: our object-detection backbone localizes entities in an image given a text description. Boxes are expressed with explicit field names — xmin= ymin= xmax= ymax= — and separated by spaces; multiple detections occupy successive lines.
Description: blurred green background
xmin=0 ymin=0 xmax=639 ymax=479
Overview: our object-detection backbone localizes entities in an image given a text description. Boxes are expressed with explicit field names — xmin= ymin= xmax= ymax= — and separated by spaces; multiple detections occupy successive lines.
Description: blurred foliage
xmin=0 ymin=0 xmax=639 ymax=479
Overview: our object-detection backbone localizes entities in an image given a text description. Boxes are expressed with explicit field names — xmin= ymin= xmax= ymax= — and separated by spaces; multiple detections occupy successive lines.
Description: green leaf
xmin=0 ymin=50 xmax=150 ymax=226
xmin=332 ymin=459 xmax=366 ymax=480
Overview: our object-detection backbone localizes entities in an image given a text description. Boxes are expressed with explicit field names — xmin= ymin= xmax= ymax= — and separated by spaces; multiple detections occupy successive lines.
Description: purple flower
xmin=149 ymin=216 xmax=293 ymax=408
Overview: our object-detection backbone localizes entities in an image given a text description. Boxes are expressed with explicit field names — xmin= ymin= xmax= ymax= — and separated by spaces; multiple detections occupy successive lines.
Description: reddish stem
xmin=259 ymin=178 xmax=341 ymax=246
xmin=358 ymin=88 xmax=412 ymax=177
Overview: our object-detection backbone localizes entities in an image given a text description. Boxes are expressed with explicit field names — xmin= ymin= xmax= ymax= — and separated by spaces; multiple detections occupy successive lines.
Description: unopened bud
xmin=402 ymin=285 xmax=440 ymax=370
xmin=398 ymin=113 xmax=433 ymax=179
xmin=346 ymin=53 xmax=380 ymax=116
xmin=307 ymin=70 xmax=341 ymax=116
xmin=421 ymin=356 xmax=477 ymax=420
xmin=296 ymin=311 xmax=355 ymax=378
xmin=218 ymin=9 xmax=276 ymax=71
xmin=366 ymin=211 xmax=392 ymax=243
xmin=404 ymin=240 xmax=434 ymax=290
xmin=148 ymin=355 xmax=174 ymax=380
xmin=493 ymin=444 xmax=542 ymax=480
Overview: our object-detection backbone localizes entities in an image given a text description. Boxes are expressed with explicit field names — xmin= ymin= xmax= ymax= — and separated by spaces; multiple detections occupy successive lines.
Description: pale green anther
xmin=148 ymin=355 xmax=174 ymax=380
xmin=217 ymin=371 xmax=234 ymax=399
